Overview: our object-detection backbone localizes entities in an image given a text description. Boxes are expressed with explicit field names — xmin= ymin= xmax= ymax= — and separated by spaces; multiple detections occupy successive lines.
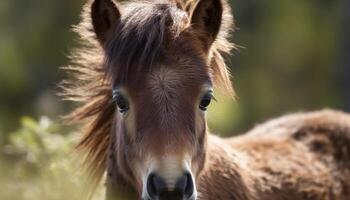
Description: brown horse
xmin=62 ymin=0 xmax=350 ymax=199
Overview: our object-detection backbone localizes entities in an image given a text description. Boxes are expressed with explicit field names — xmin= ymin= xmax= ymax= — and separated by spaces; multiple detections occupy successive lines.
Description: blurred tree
xmin=222 ymin=0 xmax=343 ymax=134
xmin=0 ymin=0 xmax=85 ymax=134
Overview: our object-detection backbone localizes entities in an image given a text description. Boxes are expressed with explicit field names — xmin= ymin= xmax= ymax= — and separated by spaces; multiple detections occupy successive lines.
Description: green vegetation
xmin=0 ymin=117 xmax=103 ymax=200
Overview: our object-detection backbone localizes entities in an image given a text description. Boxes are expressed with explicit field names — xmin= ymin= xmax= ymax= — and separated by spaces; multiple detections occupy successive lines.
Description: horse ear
xmin=91 ymin=0 xmax=121 ymax=45
xmin=190 ymin=0 xmax=223 ymax=51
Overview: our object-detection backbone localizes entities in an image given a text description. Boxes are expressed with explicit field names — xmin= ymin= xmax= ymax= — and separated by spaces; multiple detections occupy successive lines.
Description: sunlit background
xmin=0 ymin=0 xmax=349 ymax=199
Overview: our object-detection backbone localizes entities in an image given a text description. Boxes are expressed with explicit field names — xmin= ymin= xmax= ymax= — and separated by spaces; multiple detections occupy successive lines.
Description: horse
xmin=62 ymin=0 xmax=350 ymax=199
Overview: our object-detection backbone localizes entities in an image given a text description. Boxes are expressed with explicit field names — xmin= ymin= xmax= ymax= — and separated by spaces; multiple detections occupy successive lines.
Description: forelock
xmin=105 ymin=1 xmax=189 ymax=86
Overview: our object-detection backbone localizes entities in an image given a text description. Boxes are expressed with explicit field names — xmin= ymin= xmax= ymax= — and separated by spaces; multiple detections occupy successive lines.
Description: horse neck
xmin=197 ymin=134 xmax=257 ymax=200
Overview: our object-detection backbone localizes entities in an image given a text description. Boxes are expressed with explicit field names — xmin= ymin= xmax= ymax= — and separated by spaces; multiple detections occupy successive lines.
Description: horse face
xmin=114 ymin=58 xmax=212 ymax=200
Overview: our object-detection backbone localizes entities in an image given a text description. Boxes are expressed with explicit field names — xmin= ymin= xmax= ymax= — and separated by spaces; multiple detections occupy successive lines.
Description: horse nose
xmin=146 ymin=172 xmax=194 ymax=200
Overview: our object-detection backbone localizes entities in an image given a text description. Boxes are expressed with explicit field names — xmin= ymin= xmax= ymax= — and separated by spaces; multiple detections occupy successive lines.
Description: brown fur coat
xmin=198 ymin=109 xmax=350 ymax=200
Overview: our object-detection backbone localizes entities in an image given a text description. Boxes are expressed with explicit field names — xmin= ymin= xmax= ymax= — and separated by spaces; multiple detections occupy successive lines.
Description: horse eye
xmin=115 ymin=94 xmax=129 ymax=113
xmin=199 ymin=92 xmax=213 ymax=111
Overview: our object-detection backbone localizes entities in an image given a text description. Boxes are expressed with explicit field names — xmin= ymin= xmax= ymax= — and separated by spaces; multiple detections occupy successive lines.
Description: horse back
xmin=199 ymin=109 xmax=350 ymax=200
xmin=241 ymin=109 xmax=350 ymax=169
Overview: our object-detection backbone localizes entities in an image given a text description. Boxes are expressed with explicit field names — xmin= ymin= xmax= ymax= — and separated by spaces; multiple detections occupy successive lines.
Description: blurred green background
xmin=0 ymin=0 xmax=349 ymax=199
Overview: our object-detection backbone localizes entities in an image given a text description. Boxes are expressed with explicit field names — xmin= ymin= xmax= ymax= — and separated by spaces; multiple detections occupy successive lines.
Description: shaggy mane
xmin=61 ymin=0 xmax=235 ymax=196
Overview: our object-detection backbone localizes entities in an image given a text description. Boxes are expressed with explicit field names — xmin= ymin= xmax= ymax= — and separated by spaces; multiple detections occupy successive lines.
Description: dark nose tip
xmin=147 ymin=172 xmax=194 ymax=199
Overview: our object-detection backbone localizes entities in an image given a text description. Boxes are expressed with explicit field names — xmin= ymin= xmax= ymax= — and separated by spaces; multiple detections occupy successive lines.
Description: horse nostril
xmin=175 ymin=173 xmax=194 ymax=198
xmin=147 ymin=173 xmax=167 ymax=198
xmin=185 ymin=173 xmax=194 ymax=197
